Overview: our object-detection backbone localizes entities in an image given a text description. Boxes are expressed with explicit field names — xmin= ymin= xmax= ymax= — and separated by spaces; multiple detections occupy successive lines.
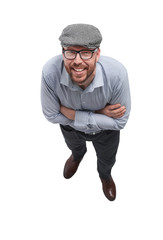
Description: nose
xmin=73 ymin=53 xmax=83 ymax=65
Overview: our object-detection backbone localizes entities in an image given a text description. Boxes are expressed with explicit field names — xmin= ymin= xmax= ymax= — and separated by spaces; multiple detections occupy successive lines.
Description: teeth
xmin=74 ymin=69 xmax=84 ymax=72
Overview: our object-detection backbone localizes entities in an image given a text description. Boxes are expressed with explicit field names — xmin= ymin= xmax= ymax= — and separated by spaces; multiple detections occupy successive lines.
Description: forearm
xmin=95 ymin=104 xmax=126 ymax=119
xmin=74 ymin=110 xmax=127 ymax=131
xmin=60 ymin=105 xmax=75 ymax=120
xmin=60 ymin=104 xmax=128 ymax=131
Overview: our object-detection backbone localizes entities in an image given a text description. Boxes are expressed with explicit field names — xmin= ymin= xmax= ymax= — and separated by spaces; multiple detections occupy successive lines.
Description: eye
xmin=82 ymin=51 xmax=91 ymax=56
xmin=67 ymin=51 xmax=75 ymax=55
xmin=65 ymin=51 xmax=76 ymax=59
xmin=80 ymin=51 xmax=92 ymax=59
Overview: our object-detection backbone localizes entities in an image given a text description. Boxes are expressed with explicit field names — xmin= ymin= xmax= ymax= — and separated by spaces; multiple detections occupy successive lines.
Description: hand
xmin=96 ymin=104 xmax=126 ymax=119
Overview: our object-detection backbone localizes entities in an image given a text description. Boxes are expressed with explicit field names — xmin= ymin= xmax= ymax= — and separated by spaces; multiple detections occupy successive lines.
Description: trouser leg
xmin=92 ymin=130 xmax=120 ymax=179
xmin=60 ymin=125 xmax=87 ymax=160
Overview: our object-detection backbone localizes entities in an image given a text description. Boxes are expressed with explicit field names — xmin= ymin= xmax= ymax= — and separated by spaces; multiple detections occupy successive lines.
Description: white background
xmin=0 ymin=0 xmax=163 ymax=239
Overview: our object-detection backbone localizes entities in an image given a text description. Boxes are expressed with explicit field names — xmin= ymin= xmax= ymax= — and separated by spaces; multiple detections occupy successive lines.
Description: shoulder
xmin=98 ymin=56 xmax=128 ymax=78
xmin=42 ymin=55 xmax=63 ymax=78
xmin=98 ymin=56 xmax=129 ymax=91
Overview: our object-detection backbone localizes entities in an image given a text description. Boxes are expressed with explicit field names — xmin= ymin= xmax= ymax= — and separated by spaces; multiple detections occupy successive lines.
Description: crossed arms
xmin=60 ymin=104 xmax=126 ymax=120
xmin=41 ymin=70 xmax=131 ymax=131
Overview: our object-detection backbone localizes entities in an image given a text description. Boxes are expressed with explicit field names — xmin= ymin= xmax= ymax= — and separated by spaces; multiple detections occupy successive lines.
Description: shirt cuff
xmin=74 ymin=111 xmax=100 ymax=132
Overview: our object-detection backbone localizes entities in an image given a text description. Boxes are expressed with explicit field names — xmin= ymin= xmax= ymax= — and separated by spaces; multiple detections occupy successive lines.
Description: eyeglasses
xmin=62 ymin=48 xmax=98 ymax=60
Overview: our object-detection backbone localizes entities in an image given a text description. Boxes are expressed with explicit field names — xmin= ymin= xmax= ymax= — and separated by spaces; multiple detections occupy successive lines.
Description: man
xmin=41 ymin=23 xmax=131 ymax=201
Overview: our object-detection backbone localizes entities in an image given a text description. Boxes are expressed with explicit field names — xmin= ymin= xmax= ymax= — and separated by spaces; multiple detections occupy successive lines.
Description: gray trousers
xmin=60 ymin=125 xmax=120 ymax=180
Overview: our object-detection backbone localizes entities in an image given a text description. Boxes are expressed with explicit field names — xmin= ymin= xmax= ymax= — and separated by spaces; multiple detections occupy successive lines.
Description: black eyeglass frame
xmin=62 ymin=48 xmax=98 ymax=60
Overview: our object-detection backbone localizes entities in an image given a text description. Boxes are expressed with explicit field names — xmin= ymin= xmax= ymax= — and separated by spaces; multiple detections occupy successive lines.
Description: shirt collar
xmin=60 ymin=62 xmax=104 ymax=92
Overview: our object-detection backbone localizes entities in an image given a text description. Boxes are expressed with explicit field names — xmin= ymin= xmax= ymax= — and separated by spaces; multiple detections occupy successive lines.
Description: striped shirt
xmin=41 ymin=55 xmax=131 ymax=134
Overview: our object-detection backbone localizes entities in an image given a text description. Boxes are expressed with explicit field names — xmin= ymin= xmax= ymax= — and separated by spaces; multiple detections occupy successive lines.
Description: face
xmin=62 ymin=46 xmax=100 ymax=89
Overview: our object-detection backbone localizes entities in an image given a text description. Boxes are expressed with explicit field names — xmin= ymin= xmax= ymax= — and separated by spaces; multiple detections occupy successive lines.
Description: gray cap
xmin=59 ymin=23 xmax=102 ymax=48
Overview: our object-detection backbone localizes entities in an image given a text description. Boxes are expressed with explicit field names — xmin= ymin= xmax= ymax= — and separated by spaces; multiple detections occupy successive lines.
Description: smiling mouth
xmin=73 ymin=68 xmax=85 ymax=72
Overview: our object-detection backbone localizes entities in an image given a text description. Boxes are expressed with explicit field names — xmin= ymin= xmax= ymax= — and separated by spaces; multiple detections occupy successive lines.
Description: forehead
xmin=63 ymin=46 xmax=93 ymax=51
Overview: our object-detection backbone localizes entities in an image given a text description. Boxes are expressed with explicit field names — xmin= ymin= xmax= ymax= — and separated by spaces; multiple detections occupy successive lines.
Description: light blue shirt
xmin=41 ymin=55 xmax=131 ymax=133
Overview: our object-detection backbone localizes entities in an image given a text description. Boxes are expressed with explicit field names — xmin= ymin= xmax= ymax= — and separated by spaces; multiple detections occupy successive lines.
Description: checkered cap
xmin=59 ymin=23 xmax=102 ymax=48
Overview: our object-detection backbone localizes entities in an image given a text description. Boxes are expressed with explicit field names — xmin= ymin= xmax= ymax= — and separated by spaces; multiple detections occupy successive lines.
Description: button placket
xmin=81 ymin=93 xmax=87 ymax=109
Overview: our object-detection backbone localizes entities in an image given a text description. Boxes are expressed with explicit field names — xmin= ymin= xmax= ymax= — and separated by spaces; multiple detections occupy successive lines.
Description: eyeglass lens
xmin=64 ymin=50 xmax=94 ymax=60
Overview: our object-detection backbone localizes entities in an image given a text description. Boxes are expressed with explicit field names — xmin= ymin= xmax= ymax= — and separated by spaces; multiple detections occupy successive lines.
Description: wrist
xmin=95 ymin=108 xmax=104 ymax=114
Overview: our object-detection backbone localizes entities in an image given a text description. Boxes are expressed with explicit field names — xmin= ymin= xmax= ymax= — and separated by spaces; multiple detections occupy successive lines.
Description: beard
xmin=70 ymin=61 xmax=96 ymax=88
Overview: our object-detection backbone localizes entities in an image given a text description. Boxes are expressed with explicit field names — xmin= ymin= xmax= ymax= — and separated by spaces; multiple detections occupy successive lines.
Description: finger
xmin=112 ymin=113 xmax=123 ymax=119
xmin=113 ymin=106 xmax=126 ymax=114
xmin=112 ymin=108 xmax=126 ymax=118
xmin=109 ymin=104 xmax=121 ymax=110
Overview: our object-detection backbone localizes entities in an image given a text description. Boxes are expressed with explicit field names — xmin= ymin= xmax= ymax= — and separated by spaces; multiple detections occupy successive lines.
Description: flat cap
xmin=59 ymin=23 xmax=102 ymax=48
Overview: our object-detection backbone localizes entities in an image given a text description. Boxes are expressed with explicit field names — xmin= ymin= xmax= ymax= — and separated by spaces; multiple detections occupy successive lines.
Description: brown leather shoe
xmin=63 ymin=155 xmax=82 ymax=179
xmin=100 ymin=176 xmax=116 ymax=201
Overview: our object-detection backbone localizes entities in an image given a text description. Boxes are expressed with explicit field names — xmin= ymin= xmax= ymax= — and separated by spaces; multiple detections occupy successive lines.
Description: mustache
xmin=72 ymin=62 xmax=87 ymax=67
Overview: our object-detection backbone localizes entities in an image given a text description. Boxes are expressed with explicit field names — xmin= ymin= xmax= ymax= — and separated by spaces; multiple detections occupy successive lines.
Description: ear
xmin=96 ymin=48 xmax=101 ymax=62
